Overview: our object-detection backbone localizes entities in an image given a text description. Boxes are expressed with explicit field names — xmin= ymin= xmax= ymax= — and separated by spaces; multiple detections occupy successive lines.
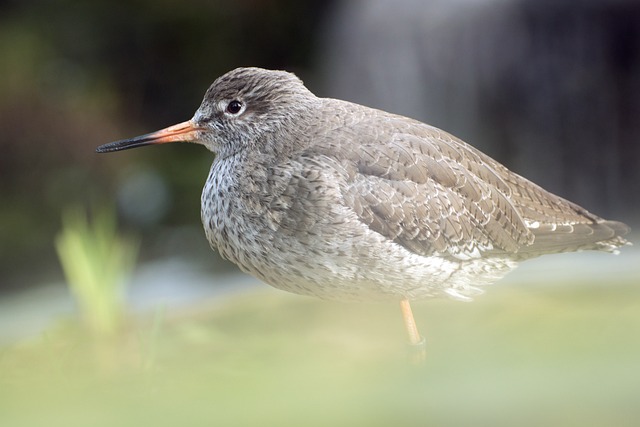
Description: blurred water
xmin=0 ymin=257 xmax=261 ymax=344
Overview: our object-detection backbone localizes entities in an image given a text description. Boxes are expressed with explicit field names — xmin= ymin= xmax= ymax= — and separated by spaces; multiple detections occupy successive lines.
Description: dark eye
xmin=226 ymin=100 xmax=243 ymax=115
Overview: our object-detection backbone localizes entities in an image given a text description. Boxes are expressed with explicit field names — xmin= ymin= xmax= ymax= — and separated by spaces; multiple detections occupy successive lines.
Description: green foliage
xmin=55 ymin=206 xmax=138 ymax=336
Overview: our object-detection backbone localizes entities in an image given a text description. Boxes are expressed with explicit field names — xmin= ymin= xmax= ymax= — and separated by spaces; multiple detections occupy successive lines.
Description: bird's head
xmin=96 ymin=67 xmax=316 ymax=158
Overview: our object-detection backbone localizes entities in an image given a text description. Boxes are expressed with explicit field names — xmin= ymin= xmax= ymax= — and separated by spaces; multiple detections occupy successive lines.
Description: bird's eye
xmin=226 ymin=100 xmax=243 ymax=115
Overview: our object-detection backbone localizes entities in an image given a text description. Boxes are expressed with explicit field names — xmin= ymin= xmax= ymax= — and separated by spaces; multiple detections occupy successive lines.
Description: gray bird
xmin=97 ymin=67 xmax=630 ymax=356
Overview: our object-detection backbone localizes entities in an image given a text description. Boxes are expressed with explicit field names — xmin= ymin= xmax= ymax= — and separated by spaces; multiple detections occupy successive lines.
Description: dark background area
xmin=1 ymin=0 xmax=638 ymax=292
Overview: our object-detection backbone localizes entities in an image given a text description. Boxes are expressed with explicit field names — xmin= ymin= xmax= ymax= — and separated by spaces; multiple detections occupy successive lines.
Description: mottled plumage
xmin=97 ymin=67 xmax=630 ymax=346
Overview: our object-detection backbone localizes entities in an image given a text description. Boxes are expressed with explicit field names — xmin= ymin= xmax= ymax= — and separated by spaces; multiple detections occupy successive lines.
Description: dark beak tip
xmin=95 ymin=137 xmax=146 ymax=153
xmin=95 ymin=142 xmax=120 ymax=153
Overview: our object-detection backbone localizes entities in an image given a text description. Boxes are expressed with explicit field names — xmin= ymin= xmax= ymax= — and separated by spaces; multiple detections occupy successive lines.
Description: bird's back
xmin=305 ymin=98 xmax=630 ymax=261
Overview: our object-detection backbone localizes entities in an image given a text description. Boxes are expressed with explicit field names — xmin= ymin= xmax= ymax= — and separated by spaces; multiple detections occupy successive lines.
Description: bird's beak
xmin=96 ymin=120 xmax=202 ymax=153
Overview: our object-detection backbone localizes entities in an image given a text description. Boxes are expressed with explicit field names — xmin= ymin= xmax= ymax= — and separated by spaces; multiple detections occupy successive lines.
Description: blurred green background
xmin=1 ymin=0 xmax=639 ymax=426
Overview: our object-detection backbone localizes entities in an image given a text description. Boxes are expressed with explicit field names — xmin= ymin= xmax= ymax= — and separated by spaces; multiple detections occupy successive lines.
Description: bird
xmin=97 ymin=67 xmax=630 ymax=359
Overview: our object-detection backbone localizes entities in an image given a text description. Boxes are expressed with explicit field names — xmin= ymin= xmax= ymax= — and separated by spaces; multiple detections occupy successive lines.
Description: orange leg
xmin=400 ymin=298 xmax=426 ymax=363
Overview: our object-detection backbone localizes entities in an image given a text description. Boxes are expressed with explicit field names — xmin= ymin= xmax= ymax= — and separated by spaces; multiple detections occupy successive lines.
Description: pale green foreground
xmin=1 ymin=277 xmax=639 ymax=427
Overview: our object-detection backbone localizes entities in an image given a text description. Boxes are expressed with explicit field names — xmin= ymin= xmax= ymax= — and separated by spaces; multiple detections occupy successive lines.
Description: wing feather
xmin=308 ymin=101 xmax=629 ymax=259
